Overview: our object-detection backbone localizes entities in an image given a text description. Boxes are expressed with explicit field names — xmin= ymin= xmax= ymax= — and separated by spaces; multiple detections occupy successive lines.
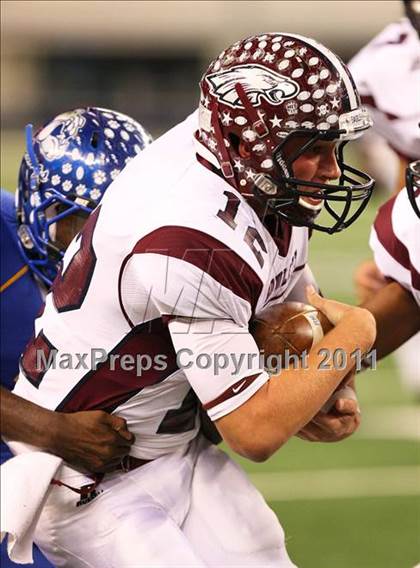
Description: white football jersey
xmin=14 ymin=111 xmax=310 ymax=460
xmin=349 ymin=18 xmax=420 ymax=160
xmin=370 ymin=189 xmax=420 ymax=307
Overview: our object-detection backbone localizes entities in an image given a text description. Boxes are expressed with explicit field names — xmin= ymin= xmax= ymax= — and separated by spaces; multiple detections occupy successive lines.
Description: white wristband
xmin=321 ymin=386 xmax=360 ymax=414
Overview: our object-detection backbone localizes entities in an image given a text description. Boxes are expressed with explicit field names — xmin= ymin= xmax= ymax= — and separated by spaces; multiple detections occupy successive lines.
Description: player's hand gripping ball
xmin=250 ymin=301 xmax=333 ymax=372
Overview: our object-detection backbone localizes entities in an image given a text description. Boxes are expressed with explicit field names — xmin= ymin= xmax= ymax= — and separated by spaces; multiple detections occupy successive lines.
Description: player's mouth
xmin=298 ymin=185 xmax=325 ymax=211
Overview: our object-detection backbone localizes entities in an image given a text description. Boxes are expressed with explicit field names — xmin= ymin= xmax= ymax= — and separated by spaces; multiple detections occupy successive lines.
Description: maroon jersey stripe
xmin=20 ymin=330 xmax=56 ymax=388
xmin=374 ymin=196 xmax=420 ymax=290
xmin=202 ymin=372 xmax=263 ymax=411
xmin=130 ymin=225 xmax=263 ymax=312
xmin=374 ymin=196 xmax=410 ymax=268
xmin=157 ymin=388 xmax=198 ymax=434
xmin=56 ymin=318 xmax=179 ymax=413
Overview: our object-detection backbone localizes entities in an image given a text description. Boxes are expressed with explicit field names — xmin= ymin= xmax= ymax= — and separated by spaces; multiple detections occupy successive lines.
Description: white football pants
xmin=34 ymin=437 xmax=297 ymax=567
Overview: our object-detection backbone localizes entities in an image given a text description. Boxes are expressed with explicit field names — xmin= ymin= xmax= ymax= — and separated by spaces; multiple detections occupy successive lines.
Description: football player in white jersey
xmin=10 ymin=34 xmax=377 ymax=567
xmin=349 ymin=0 xmax=420 ymax=393
xmin=363 ymin=161 xmax=420 ymax=359
xmin=349 ymin=1 xmax=420 ymax=172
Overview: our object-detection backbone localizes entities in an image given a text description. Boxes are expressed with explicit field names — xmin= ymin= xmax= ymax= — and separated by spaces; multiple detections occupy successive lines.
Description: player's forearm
xmin=362 ymin=281 xmax=420 ymax=360
xmin=218 ymin=308 xmax=375 ymax=461
xmin=0 ymin=386 xmax=61 ymax=451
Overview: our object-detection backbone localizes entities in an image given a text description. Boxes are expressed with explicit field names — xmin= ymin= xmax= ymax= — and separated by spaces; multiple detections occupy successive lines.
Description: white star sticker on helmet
xmin=245 ymin=168 xmax=256 ymax=180
xmin=331 ymin=96 xmax=340 ymax=109
xmin=208 ymin=138 xmax=218 ymax=151
xmin=263 ymin=53 xmax=275 ymax=63
xmin=233 ymin=159 xmax=245 ymax=172
xmin=221 ymin=111 xmax=233 ymax=126
xmin=269 ymin=115 xmax=282 ymax=128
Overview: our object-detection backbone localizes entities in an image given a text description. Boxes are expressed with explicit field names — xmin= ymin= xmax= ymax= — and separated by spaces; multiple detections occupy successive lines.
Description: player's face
xmin=55 ymin=212 xmax=88 ymax=250
xmin=284 ymin=137 xmax=341 ymax=207
xmin=46 ymin=204 xmax=88 ymax=252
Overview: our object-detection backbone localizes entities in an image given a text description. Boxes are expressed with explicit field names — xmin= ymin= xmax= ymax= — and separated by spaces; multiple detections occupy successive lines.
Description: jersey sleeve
xmin=119 ymin=225 xmax=263 ymax=326
xmin=169 ymin=317 xmax=269 ymax=421
xmin=119 ymin=225 xmax=269 ymax=420
xmin=348 ymin=19 xmax=420 ymax=160
xmin=370 ymin=193 xmax=420 ymax=307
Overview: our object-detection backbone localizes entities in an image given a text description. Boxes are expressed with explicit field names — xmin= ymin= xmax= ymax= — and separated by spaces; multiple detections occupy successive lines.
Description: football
xmin=250 ymin=301 xmax=333 ymax=371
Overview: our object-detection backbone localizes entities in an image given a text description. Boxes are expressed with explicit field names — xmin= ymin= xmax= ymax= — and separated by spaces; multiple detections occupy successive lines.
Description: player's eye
xmin=305 ymin=145 xmax=322 ymax=155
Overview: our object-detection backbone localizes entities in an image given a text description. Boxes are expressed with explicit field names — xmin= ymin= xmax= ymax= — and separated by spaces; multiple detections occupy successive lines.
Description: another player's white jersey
xmin=14 ymin=111 xmax=310 ymax=460
xmin=349 ymin=18 xmax=420 ymax=160
xmin=370 ymin=189 xmax=420 ymax=307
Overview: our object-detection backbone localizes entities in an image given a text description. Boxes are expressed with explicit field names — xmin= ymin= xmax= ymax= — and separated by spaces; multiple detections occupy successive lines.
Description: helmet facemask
xmin=253 ymin=130 xmax=374 ymax=234
xmin=406 ymin=159 xmax=420 ymax=218
xmin=17 ymin=125 xmax=92 ymax=286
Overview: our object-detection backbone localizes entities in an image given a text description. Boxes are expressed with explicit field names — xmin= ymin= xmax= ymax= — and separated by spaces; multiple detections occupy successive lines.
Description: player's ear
xmin=238 ymin=141 xmax=251 ymax=159
xmin=228 ymin=133 xmax=251 ymax=159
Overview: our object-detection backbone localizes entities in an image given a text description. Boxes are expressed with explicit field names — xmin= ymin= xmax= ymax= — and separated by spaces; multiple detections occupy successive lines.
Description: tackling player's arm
xmin=1 ymin=386 xmax=135 ymax=471
xmin=362 ymin=280 xmax=420 ymax=360
xmin=215 ymin=288 xmax=376 ymax=462
xmin=362 ymin=189 xmax=420 ymax=360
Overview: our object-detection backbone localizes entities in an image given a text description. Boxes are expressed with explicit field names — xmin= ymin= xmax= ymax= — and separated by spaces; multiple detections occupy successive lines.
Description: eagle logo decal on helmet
xmin=206 ymin=64 xmax=300 ymax=108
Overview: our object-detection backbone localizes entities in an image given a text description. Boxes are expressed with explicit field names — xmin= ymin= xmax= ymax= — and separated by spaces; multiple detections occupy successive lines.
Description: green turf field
xmin=238 ymin=198 xmax=420 ymax=567
xmin=2 ymin=132 xmax=419 ymax=568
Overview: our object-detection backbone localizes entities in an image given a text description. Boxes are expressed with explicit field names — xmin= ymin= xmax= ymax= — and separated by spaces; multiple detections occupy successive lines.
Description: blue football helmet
xmin=16 ymin=107 xmax=152 ymax=286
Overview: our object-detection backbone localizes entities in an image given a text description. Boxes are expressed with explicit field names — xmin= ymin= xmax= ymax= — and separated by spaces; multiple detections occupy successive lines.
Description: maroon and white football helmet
xmin=196 ymin=33 xmax=375 ymax=233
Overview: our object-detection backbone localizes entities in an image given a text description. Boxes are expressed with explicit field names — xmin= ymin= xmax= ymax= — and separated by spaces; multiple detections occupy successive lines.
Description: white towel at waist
xmin=1 ymin=442 xmax=63 ymax=564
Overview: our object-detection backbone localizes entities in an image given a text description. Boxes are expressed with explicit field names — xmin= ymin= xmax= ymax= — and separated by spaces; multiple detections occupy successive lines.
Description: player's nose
xmin=321 ymin=150 xmax=341 ymax=181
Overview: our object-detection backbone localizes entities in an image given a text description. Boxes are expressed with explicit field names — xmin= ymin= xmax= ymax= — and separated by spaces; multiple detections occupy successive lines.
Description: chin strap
xmin=234 ymin=83 xmax=269 ymax=138
xmin=233 ymin=82 xmax=281 ymax=198
xmin=210 ymin=100 xmax=235 ymax=180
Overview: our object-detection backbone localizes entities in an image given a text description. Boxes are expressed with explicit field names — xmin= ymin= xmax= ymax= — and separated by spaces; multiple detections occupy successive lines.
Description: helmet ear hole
xmin=238 ymin=141 xmax=251 ymax=159
xmin=90 ymin=131 xmax=100 ymax=149
xmin=228 ymin=133 xmax=240 ymax=152
xmin=228 ymin=133 xmax=250 ymax=158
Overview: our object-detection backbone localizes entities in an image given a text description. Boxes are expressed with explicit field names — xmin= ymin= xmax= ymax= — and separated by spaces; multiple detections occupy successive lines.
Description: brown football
xmin=250 ymin=301 xmax=333 ymax=372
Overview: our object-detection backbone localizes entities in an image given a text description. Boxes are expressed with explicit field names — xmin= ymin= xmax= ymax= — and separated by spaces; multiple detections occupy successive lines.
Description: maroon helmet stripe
xmin=374 ymin=197 xmax=420 ymax=290
xmin=131 ymin=226 xmax=263 ymax=312
xmin=56 ymin=318 xmax=179 ymax=413
xmin=203 ymin=372 xmax=263 ymax=411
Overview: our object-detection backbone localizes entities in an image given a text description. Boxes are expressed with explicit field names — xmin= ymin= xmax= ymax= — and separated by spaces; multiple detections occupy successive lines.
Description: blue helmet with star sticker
xmin=16 ymin=107 xmax=153 ymax=286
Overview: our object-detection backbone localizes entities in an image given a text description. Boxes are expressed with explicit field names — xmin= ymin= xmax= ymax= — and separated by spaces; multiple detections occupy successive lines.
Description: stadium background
xmin=1 ymin=2 xmax=419 ymax=566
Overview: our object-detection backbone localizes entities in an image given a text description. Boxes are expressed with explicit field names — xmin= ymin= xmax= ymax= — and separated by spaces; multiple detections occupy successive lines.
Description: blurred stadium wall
xmin=1 ymin=0 xmax=402 ymax=134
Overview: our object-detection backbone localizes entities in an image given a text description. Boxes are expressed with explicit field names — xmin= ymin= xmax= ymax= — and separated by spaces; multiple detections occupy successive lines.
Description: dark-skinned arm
xmin=1 ymin=386 xmax=135 ymax=472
